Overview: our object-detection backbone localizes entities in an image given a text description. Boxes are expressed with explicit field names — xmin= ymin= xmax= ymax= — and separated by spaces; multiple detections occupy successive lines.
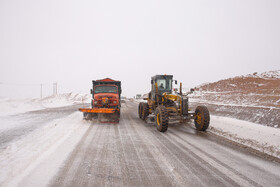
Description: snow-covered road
xmin=0 ymin=105 xmax=89 ymax=186
xmin=0 ymin=105 xmax=84 ymax=147
xmin=0 ymin=100 xmax=279 ymax=186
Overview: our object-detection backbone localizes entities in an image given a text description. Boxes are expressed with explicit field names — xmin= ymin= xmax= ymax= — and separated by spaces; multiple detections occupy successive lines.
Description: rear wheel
xmin=194 ymin=106 xmax=210 ymax=131
xmin=155 ymin=105 xmax=168 ymax=132
xmin=142 ymin=103 xmax=149 ymax=120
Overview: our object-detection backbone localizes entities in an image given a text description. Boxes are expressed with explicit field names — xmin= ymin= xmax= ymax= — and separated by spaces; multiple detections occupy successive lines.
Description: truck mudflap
xmin=79 ymin=108 xmax=119 ymax=114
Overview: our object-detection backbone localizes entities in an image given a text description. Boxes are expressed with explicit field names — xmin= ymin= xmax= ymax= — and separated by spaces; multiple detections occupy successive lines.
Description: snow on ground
xmin=246 ymin=70 xmax=280 ymax=79
xmin=0 ymin=97 xmax=279 ymax=186
xmin=189 ymin=91 xmax=280 ymax=109
xmin=0 ymin=112 xmax=89 ymax=187
xmin=208 ymin=116 xmax=280 ymax=158
xmin=133 ymin=99 xmax=280 ymax=158
xmin=0 ymin=93 xmax=91 ymax=116
xmin=190 ymin=97 xmax=279 ymax=110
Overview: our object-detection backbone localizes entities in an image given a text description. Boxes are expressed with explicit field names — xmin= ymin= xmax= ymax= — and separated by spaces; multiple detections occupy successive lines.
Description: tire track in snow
xmin=50 ymin=122 xmax=101 ymax=186
xmin=125 ymin=102 xmax=239 ymax=186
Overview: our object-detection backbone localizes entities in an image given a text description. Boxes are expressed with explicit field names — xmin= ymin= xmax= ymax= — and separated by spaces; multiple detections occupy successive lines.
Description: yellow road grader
xmin=138 ymin=75 xmax=210 ymax=132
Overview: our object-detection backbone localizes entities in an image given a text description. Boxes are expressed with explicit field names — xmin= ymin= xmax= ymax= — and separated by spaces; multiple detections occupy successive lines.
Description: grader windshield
xmin=157 ymin=78 xmax=172 ymax=91
xmin=152 ymin=75 xmax=173 ymax=94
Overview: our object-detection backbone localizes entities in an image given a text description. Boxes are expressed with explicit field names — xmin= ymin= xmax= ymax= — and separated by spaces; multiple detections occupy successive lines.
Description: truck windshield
xmin=157 ymin=79 xmax=172 ymax=90
xmin=94 ymin=86 xmax=118 ymax=94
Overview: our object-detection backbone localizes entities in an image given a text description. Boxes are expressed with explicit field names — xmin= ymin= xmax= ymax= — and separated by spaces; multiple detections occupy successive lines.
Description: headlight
xmin=94 ymin=101 xmax=98 ymax=105
xmin=113 ymin=101 xmax=117 ymax=104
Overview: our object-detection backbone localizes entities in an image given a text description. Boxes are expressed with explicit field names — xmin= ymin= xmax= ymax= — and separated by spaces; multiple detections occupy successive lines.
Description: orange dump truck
xmin=79 ymin=78 xmax=121 ymax=123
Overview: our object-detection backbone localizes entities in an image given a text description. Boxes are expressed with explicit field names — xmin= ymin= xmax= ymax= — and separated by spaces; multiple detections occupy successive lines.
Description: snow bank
xmin=0 ymin=93 xmax=91 ymax=116
xmin=0 ymin=98 xmax=43 ymax=116
xmin=0 ymin=112 xmax=89 ymax=186
xmin=209 ymin=116 xmax=280 ymax=158
xmin=133 ymin=98 xmax=280 ymax=158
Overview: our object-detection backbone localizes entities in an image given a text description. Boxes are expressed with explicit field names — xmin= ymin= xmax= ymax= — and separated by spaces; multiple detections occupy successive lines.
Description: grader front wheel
xmin=138 ymin=102 xmax=149 ymax=120
xmin=194 ymin=106 xmax=210 ymax=131
xmin=155 ymin=106 xmax=168 ymax=132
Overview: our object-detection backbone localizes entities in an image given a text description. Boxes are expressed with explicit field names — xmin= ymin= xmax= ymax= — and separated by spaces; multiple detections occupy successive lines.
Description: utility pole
xmin=53 ymin=83 xmax=56 ymax=95
xmin=53 ymin=83 xmax=58 ymax=95
xmin=40 ymin=84 xmax=43 ymax=98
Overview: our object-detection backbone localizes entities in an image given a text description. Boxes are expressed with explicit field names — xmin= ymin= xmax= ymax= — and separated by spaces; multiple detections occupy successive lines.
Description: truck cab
xmin=92 ymin=84 xmax=120 ymax=108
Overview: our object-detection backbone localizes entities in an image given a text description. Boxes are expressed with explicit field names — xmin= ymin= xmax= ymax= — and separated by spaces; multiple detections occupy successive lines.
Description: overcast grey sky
xmin=1 ymin=0 xmax=280 ymax=98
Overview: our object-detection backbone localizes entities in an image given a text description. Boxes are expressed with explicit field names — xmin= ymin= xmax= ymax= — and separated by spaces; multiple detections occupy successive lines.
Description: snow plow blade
xmin=79 ymin=108 xmax=118 ymax=114
xmin=79 ymin=108 xmax=120 ymax=123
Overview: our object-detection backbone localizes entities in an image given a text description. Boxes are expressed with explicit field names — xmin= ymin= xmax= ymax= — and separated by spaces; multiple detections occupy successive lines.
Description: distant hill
xmin=197 ymin=70 xmax=280 ymax=93
xmin=190 ymin=70 xmax=280 ymax=127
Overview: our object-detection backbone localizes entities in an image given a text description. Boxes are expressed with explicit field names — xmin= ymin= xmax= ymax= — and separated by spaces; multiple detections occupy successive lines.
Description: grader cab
xmin=138 ymin=75 xmax=210 ymax=132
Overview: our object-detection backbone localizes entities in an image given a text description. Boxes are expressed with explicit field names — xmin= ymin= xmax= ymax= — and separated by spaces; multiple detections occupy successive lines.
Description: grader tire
xmin=194 ymin=106 xmax=210 ymax=131
xmin=142 ymin=103 xmax=149 ymax=120
xmin=155 ymin=106 xmax=169 ymax=132
xmin=138 ymin=102 xmax=143 ymax=119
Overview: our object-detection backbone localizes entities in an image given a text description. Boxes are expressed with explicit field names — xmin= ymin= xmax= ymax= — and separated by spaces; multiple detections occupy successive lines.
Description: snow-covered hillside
xmin=245 ymin=70 xmax=280 ymax=79
xmin=190 ymin=70 xmax=280 ymax=127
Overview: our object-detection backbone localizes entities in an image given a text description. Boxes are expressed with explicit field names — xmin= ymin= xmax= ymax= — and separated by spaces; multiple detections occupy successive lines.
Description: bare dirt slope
xmin=190 ymin=70 xmax=280 ymax=127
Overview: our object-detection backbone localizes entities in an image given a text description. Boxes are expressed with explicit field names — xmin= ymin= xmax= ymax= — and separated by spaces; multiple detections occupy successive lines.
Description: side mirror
xmin=151 ymin=80 xmax=153 ymax=84
xmin=90 ymin=89 xmax=93 ymax=94
xmin=175 ymin=80 xmax=177 ymax=85
xmin=190 ymin=88 xmax=194 ymax=92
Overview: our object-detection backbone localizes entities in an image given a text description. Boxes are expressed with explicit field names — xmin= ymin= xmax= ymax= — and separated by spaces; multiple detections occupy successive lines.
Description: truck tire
xmin=84 ymin=112 xmax=92 ymax=120
xmin=142 ymin=103 xmax=149 ymax=120
xmin=113 ymin=111 xmax=120 ymax=123
xmin=155 ymin=106 xmax=168 ymax=132
xmin=138 ymin=102 xmax=143 ymax=119
xmin=194 ymin=106 xmax=210 ymax=131
xmin=92 ymin=113 xmax=98 ymax=119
